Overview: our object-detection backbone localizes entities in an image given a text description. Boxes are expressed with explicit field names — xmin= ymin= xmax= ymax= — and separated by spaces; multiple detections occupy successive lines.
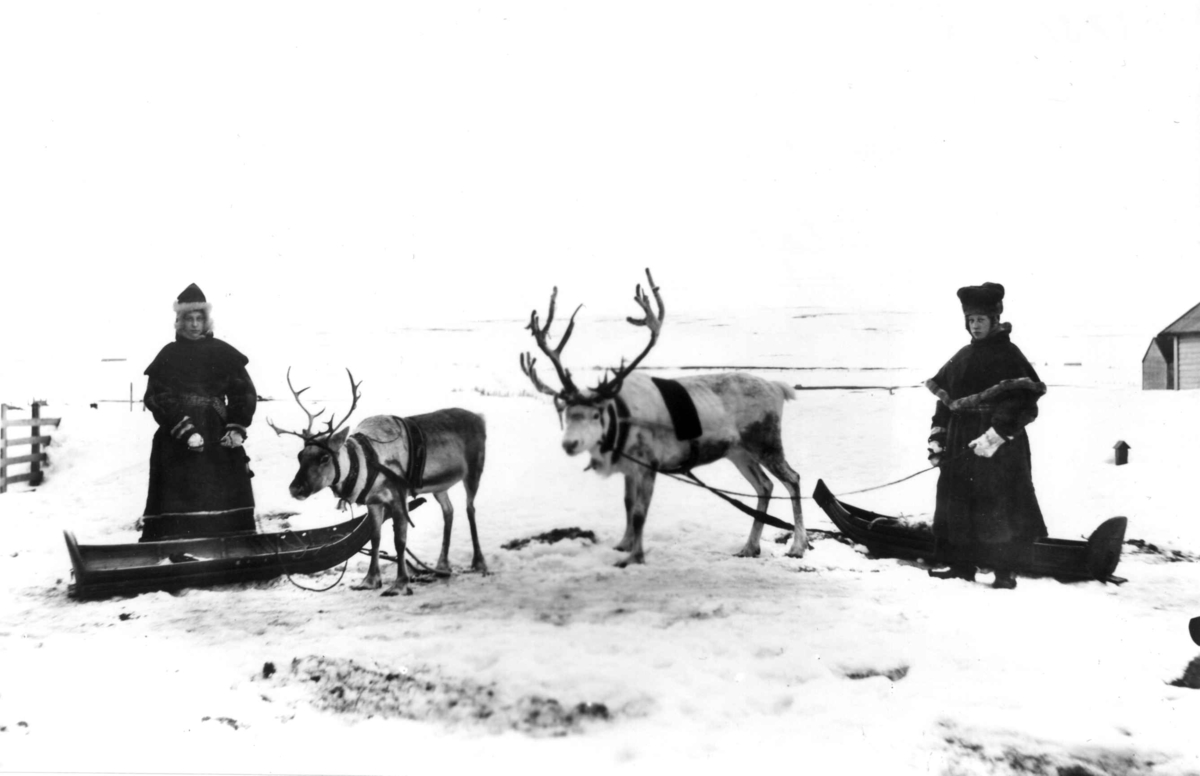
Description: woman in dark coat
xmin=925 ymin=282 xmax=1047 ymax=589
xmin=140 ymin=283 xmax=257 ymax=542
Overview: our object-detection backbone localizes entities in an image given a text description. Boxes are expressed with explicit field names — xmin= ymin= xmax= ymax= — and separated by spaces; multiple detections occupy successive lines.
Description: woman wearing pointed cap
xmin=139 ymin=283 xmax=257 ymax=541
xmin=924 ymin=282 xmax=1047 ymax=589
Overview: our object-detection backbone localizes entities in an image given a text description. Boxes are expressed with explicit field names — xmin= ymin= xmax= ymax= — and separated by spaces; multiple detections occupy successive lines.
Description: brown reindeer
xmin=520 ymin=270 xmax=806 ymax=566
xmin=269 ymin=370 xmax=487 ymax=596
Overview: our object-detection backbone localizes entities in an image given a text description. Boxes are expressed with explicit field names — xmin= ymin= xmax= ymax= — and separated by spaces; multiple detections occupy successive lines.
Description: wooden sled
xmin=64 ymin=513 xmax=374 ymax=600
xmin=812 ymin=479 xmax=1126 ymax=583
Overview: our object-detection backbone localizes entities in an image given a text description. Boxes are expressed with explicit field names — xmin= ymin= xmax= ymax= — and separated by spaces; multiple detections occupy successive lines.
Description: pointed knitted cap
xmin=174 ymin=283 xmax=211 ymax=315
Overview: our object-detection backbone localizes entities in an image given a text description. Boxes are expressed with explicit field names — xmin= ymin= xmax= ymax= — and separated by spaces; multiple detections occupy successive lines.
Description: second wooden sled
xmin=812 ymin=479 xmax=1126 ymax=583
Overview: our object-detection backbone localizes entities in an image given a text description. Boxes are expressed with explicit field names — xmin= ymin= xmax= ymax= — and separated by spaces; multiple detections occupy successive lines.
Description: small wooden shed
xmin=1143 ymin=301 xmax=1200 ymax=390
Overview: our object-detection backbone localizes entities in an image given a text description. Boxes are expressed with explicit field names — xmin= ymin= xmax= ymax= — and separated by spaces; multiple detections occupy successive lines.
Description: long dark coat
xmin=926 ymin=323 xmax=1047 ymax=568
xmin=141 ymin=333 xmax=257 ymax=541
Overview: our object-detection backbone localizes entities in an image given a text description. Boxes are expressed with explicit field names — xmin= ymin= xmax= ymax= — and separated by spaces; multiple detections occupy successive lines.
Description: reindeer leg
xmin=383 ymin=497 xmax=413 ymax=597
xmin=616 ymin=469 xmax=655 ymax=567
xmin=433 ymin=490 xmax=454 ymax=574
xmin=351 ymin=504 xmax=386 ymax=590
xmin=614 ymin=473 xmax=638 ymax=552
xmin=730 ymin=452 xmax=773 ymax=558
xmin=463 ymin=473 xmax=488 ymax=575
xmin=762 ymin=454 xmax=806 ymax=558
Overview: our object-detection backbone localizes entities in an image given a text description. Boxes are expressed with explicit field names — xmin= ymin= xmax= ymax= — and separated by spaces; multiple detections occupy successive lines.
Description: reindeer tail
xmin=775 ymin=382 xmax=797 ymax=402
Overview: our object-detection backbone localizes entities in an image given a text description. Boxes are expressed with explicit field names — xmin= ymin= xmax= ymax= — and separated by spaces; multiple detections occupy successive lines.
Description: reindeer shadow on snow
xmin=520 ymin=268 xmax=807 ymax=567
xmin=270 ymin=369 xmax=488 ymax=597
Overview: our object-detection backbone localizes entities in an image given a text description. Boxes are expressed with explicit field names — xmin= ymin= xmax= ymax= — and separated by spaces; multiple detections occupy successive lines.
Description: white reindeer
xmin=270 ymin=370 xmax=488 ymax=596
xmin=520 ymin=270 xmax=806 ymax=566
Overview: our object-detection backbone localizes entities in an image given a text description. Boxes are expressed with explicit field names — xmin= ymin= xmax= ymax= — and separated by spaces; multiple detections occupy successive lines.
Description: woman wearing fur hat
xmin=924 ymin=282 xmax=1047 ymax=589
xmin=139 ymin=283 xmax=257 ymax=542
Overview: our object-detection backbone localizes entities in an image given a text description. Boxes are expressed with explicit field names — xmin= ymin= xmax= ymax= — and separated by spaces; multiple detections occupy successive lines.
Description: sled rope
xmin=273 ymin=527 xmax=355 ymax=592
xmin=357 ymin=546 xmax=453 ymax=579
xmin=283 ymin=558 xmax=352 ymax=592
xmin=616 ymin=450 xmax=947 ymax=503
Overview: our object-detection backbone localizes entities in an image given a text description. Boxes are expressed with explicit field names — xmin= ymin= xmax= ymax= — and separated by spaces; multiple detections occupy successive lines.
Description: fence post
xmin=30 ymin=402 xmax=43 ymax=487
xmin=1 ymin=404 xmax=7 ymax=494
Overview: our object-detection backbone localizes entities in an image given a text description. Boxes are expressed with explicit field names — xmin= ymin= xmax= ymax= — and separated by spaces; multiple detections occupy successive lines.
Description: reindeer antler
xmin=267 ymin=367 xmax=361 ymax=442
xmin=520 ymin=286 xmax=583 ymax=400
xmin=321 ymin=368 xmax=362 ymax=438
xmin=593 ymin=268 xmax=664 ymax=399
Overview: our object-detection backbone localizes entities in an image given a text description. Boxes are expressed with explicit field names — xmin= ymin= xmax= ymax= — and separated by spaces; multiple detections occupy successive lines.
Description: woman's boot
xmin=992 ymin=569 xmax=1017 ymax=589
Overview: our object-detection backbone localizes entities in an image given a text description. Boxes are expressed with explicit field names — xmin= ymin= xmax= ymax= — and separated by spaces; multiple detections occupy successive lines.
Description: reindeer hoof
xmin=734 ymin=547 xmax=762 ymax=558
xmin=351 ymin=580 xmax=382 ymax=591
xmin=785 ymin=548 xmax=807 ymax=559
xmin=382 ymin=586 xmax=413 ymax=597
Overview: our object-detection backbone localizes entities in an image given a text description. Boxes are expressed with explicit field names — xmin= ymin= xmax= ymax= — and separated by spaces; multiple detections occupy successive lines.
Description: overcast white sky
xmin=2 ymin=2 xmax=1198 ymax=374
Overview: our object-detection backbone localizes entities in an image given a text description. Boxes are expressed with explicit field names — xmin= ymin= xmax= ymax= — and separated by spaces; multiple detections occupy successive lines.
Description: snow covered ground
xmin=2 ymin=308 xmax=1199 ymax=776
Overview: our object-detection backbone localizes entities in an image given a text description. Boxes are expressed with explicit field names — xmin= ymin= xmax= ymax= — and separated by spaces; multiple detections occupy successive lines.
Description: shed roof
xmin=1144 ymin=336 xmax=1173 ymax=365
xmin=1160 ymin=300 xmax=1200 ymax=335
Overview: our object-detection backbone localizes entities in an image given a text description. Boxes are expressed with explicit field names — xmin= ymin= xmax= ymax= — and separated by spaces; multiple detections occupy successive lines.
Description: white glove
xmin=927 ymin=439 xmax=944 ymax=467
xmin=220 ymin=429 xmax=246 ymax=448
xmin=968 ymin=427 xmax=1007 ymax=458
xmin=186 ymin=432 xmax=205 ymax=452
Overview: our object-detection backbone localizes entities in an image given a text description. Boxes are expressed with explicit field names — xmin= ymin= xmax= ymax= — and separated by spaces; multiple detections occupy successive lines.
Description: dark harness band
xmin=335 ymin=439 xmax=359 ymax=502
xmin=338 ymin=416 xmax=428 ymax=505
xmin=599 ymin=397 xmax=631 ymax=457
xmin=393 ymin=416 xmax=426 ymax=490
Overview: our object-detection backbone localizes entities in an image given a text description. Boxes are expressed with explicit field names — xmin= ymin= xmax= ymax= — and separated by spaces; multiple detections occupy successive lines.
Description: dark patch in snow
xmin=280 ymin=656 xmax=615 ymax=736
xmin=942 ymin=724 xmax=1170 ymax=775
xmin=118 ymin=612 xmax=136 ymax=621
xmin=202 ymin=716 xmax=242 ymax=730
xmin=1169 ymin=655 xmax=1200 ymax=689
xmin=843 ymin=665 xmax=908 ymax=681
xmin=502 ymin=527 xmax=598 ymax=551
xmin=1124 ymin=539 xmax=1198 ymax=563
xmin=262 ymin=662 xmax=277 ymax=679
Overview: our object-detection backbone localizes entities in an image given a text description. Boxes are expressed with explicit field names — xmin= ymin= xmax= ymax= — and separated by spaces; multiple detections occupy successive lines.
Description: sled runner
xmin=64 ymin=513 xmax=375 ymax=600
xmin=812 ymin=479 xmax=1126 ymax=583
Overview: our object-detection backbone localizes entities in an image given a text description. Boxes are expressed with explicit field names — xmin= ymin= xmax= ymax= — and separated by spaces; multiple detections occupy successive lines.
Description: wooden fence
xmin=1 ymin=402 xmax=62 ymax=493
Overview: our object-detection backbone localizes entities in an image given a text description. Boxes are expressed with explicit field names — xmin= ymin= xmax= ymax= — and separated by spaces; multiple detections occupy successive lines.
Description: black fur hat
xmin=957 ymin=282 xmax=1004 ymax=317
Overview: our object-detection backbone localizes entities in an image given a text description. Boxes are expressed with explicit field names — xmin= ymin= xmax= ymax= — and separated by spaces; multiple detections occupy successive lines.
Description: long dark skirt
xmin=141 ymin=430 xmax=256 ymax=542
xmin=933 ymin=406 xmax=1047 ymax=568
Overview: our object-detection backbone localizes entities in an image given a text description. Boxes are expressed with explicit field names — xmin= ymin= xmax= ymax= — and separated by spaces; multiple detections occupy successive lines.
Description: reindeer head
xmin=520 ymin=268 xmax=664 ymax=458
xmin=267 ymin=368 xmax=362 ymax=499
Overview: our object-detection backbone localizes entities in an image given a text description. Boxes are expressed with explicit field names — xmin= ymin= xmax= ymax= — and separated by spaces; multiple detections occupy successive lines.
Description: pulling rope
xmin=611 ymin=451 xmax=970 ymax=538
xmin=275 ymin=521 xmax=358 ymax=592
xmin=283 ymin=556 xmax=352 ymax=592
xmin=277 ymin=506 xmax=448 ymax=593
xmin=617 ymin=451 xmax=947 ymax=503
xmin=356 ymin=546 xmax=452 ymax=578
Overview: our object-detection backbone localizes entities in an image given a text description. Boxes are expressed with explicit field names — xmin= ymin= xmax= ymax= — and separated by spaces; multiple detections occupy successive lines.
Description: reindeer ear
xmin=328 ymin=427 xmax=351 ymax=451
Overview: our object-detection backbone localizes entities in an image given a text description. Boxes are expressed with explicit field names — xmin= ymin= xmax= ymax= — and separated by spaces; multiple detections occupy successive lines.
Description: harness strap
xmin=394 ymin=416 xmax=426 ymax=490
xmin=351 ymin=432 xmax=387 ymax=504
xmin=335 ymin=438 xmax=359 ymax=503
xmin=599 ymin=397 xmax=632 ymax=456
